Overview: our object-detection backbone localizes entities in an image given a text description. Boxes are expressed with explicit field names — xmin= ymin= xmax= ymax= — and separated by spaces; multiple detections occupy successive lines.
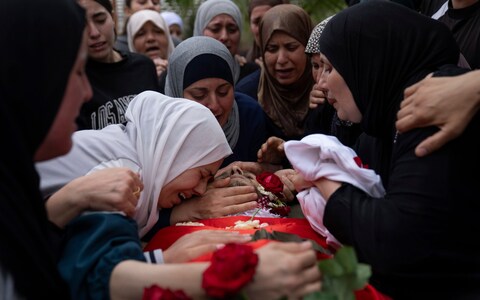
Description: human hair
xmin=95 ymin=0 xmax=113 ymax=14
xmin=247 ymin=0 xmax=289 ymax=17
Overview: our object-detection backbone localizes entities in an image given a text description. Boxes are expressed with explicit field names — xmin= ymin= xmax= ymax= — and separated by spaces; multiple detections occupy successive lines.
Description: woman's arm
xmin=396 ymin=70 xmax=480 ymax=156
xmin=46 ymin=168 xmax=142 ymax=228
xmin=110 ymin=241 xmax=321 ymax=300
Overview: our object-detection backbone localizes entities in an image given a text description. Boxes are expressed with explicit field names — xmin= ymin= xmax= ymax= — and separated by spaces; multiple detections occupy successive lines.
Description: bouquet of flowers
xmin=255 ymin=172 xmax=291 ymax=217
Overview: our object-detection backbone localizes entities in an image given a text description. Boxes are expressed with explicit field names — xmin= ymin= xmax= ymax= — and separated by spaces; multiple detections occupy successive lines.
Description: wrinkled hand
xmin=257 ymin=136 xmax=286 ymax=164
xmin=171 ymin=177 xmax=258 ymax=223
xmin=309 ymin=84 xmax=326 ymax=109
xmin=216 ymin=161 xmax=283 ymax=177
xmin=274 ymin=169 xmax=297 ymax=201
xmin=153 ymin=57 xmax=168 ymax=77
xmin=163 ymin=230 xmax=252 ymax=263
xmin=396 ymin=72 xmax=479 ymax=157
xmin=245 ymin=241 xmax=321 ymax=300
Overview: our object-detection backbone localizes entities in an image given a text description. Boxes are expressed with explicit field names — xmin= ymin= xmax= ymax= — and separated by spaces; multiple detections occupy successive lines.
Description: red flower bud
xmin=256 ymin=172 xmax=284 ymax=193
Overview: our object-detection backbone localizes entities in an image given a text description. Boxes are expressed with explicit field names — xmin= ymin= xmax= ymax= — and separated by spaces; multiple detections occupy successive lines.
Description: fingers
xmin=223 ymin=201 xmax=259 ymax=215
xmin=290 ymin=277 xmax=322 ymax=299
xmin=395 ymin=113 xmax=416 ymax=133
xmin=414 ymin=129 xmax=451 ymax=157
xmin=209 ymin=176 xmax=231 ymax=188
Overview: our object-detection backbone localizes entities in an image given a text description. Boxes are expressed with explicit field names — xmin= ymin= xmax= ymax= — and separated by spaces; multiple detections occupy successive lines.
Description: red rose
xmin=142 ymin=285 xmax=191 ymax=300
xmin=271 ymin=205 xmax=291 ymax=217
xmin=256 ymin=172 xmax=284 ymax=193
xmin=202 ymin=243 xmax=259 ymax=298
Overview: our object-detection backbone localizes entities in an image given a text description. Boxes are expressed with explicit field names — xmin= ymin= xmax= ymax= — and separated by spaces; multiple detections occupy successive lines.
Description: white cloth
xmin=127 ymin=10 xmax=175 ymax=57
xmin=36 ymin=91 xmax=232 ymax=237
xmin=160 ymin=11 xmax=183 ymax=30
xmin=431 ymin=0 xmax=449 ymax=20
xmin=284 ymin=134 xmax=385 ymax=247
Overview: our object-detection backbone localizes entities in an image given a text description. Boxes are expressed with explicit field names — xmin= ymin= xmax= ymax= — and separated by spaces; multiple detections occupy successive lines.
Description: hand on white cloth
xmin=284 ymin=134 xmax=385 ymax=247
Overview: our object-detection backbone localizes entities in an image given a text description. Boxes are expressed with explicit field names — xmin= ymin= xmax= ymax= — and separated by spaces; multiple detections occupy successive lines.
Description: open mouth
xmin=146 ymin=46 xmax=160 ymax=52
xmin=178 ymin=193 xmax=186 ymax=201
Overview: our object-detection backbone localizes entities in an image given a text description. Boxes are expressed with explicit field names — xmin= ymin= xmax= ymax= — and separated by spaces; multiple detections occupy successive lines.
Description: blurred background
xmin=112 ymin=0 xmax=346 ymax=54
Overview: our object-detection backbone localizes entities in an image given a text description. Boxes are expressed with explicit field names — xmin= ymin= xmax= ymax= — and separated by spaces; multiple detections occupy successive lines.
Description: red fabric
xmin=144 ymin=216 xmax=392 ymax=300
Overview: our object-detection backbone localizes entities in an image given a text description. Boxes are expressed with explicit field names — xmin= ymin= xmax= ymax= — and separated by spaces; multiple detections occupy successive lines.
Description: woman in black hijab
xmin=0 ymin=0 xmax=86 ymax=298
xmin=289 ymin=1 xmax=480 ymax=298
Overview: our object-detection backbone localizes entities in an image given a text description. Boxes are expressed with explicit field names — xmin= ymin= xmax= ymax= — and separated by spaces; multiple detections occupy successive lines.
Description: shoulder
xmin=235 ymin=92 xmax=262 ymax=113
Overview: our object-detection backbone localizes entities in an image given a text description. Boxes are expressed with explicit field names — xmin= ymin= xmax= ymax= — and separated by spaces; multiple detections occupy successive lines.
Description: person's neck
xmin=111 ymin=50 xmax=123 ymax=63
xmin=451 ymin=0 xmax=478 ymax=9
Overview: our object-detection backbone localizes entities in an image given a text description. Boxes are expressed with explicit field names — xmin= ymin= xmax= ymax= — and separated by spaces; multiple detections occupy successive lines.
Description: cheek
xmin=264 ymin=53 xmax=276 ymax=73
xmin=159 ymin=35 xmax=169 ymax=49
xmin=203 ymin=29 xmax=217 ymax=39
xmin=133 ymin=38 xmax=144 ymax=51
xmin=220 ymin=95 xmax=234 ymax=112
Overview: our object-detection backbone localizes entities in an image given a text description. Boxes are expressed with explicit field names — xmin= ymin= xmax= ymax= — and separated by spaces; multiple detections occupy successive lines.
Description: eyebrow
xmin=92 ymin=11 xmax=107 ymax=19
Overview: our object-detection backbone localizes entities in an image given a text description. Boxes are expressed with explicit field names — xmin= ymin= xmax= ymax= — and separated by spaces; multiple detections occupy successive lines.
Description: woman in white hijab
xmin=36 ymin=91 xmax=321 ymax=300
xmin=127 ymin=10 xmax=175 ymax=86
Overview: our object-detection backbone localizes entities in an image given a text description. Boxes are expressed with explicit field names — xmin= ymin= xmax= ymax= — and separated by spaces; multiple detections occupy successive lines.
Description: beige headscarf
xmin=127 ymin=10 xmax=175 ymax=59
xmin=258 ymin=4 xmax=314 ymax=138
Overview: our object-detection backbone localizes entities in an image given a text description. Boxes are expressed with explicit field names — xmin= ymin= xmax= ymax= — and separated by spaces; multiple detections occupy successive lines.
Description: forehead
xmin=185 ymin=77 xmax=231 ymax=89
xmin=268 ymin=31 xmax=298 ymax=44
xmin=251 ymin=5 xmax=271 ymax=18
xmin=140 ymin=20 xmax=162 ymax=30
xmin=208 ymin=14 xmax=237 ymax=26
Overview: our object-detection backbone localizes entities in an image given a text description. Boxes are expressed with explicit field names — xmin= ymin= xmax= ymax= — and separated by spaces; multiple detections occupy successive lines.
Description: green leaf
xmin=304 ymin=290 xmax=338 ymax=300
xmin=350 ymin=264 xmax=372 ymax=290
xmin=318 ymin=259 xmax=344 ymax=277
xmin=313 ymin=247 xmax=372 ymax=300
xmin=334 ymin=247 xmax=358 ymax=274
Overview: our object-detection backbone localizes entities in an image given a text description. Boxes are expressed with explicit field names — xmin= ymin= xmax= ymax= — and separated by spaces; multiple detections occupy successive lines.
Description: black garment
xmin=239 ymin=61 xmax=260 ymax=82
xmin=0 ymin=0 xmax=85 ymax=298
xmin=305 ymin=103 xmax=363 ymax=148
xmin=420 ymin=0 xmax=480 ymax=69
xmin=321 ymin=2 xmax=480 ymax=298
xmin=77 ymin=51 xmax=160 ymax=130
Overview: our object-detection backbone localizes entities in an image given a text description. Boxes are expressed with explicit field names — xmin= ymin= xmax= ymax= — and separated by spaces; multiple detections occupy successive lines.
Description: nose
xmin=231 ymin=166 xmax=244 ymax=176
xmin=193 ymin=180 xmax=208 ymax=196
xmin=146 ymin=31 xmax=156 ymax=42
xmin=204 ymin=94 xmax=222 ymax=116
xmin=318 ymin=68 xmax=328 ymax=90
xmin=277 ymin=49 xmax=288 ymax=64
xmin=87 ymin=21 xmax=100 ymax=38
xmin=218 ymin=28 xmax=228 ymax=43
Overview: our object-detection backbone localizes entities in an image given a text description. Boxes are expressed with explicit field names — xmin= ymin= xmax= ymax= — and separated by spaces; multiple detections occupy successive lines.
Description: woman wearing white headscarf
xmin=38 ymin=91 xmax=231 ymax=237
xmin=127 ymin=9 xmax=175 ymax=89
xmin=160 ymin=10 xmax=184 ymax=41
xmin=36 ymin=91 xmax=321 ymax=300
xmin=193 ymin=0 xmax=259 ymax=81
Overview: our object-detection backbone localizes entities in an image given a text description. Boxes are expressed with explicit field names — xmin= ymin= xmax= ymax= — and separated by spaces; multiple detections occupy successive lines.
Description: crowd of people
xmin=1 ymin=0 xmax=479 ymax=299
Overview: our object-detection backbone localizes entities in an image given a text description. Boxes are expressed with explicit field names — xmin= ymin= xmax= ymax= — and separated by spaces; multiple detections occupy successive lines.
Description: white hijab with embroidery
xmin=37 ymin=91 xmax=232 ymax=237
